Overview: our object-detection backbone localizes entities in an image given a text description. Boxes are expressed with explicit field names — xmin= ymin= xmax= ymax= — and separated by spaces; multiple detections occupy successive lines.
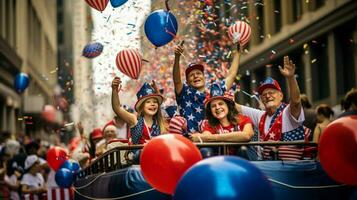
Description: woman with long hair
xmin=111 ymin=77 xmax=167 ymax=144
xmin=191 ymin=84 xmax=254 ymax=142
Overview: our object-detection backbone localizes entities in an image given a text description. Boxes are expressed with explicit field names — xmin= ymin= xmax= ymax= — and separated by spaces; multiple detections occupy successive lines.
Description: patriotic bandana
xmin=130 ymin=116 xmax=160 ymax=144
xmin=259 ymin=103 xmax=286 ymax=141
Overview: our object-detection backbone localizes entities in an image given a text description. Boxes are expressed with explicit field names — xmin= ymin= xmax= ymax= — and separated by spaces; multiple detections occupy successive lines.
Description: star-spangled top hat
xmin=204 ymin=83 xmax=234 ymax=108
xmin=134 ymin=82 xmax=164 ymax=112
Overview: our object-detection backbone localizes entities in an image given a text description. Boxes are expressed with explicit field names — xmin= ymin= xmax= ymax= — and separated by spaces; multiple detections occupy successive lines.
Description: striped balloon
xmin=116 ymin=49 xmax=142 ymax=80
xmin=228 ymin=21 xmax=252 ymax=46
xmin=85 ymin=0 xmax=109 ymax=12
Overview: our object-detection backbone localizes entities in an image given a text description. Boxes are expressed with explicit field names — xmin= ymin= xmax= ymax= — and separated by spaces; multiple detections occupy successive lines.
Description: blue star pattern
xmin=130 ymin=116 xmax=160 ymax=144
xmin=281 ymin=126 xmax=305 ymax=141
xmin=176 ymin=81 xmax=226 ymax=133
xmin=130 ymin=117 xmax=145 ymax=144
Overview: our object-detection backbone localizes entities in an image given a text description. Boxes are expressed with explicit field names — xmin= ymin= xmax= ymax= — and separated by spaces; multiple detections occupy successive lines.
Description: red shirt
xmin=201 ymin=114 xmax=252 ymax=134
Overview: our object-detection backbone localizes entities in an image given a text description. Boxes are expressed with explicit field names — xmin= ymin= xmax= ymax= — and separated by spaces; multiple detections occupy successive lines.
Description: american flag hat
xmin=134 ymin=82 xmax=164 ymax=112
xmin=258 ymin=77 xmax=282 ymax=95
xmin=204 ymin=83 xmax=234 ymax=108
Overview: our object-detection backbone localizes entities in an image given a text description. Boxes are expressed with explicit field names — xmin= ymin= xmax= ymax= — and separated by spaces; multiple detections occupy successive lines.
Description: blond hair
xmin=137 ymin=99 xmax=167 ymax=134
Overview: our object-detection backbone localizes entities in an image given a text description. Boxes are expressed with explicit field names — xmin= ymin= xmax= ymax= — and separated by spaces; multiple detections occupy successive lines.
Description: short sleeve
xmin=201 ymin=120 xmax=217 ymax=134
xmin=175 ymin=83 xmax=189 ymax=101
xmin=240 ymin=106 xmax=264 ymax=129
xmin=282 ymin=104 xmax=305 ymax=132
xmin=237 ymin=115 xmax=253 ymax=131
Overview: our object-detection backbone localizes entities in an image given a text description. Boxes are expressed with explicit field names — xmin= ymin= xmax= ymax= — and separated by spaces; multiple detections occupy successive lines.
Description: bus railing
xmin=75 ymin=141 xmax=318 ymax=180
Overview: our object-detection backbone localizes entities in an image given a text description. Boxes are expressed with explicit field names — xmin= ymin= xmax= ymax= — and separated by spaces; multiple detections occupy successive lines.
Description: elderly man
xmin=236 ymin=56 xmax=309 ymax=160
xmin=173 ymin=43 xmax=241 ymax=134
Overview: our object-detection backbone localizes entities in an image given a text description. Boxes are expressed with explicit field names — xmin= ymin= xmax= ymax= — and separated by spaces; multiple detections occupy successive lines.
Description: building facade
xmin=72 ymin=1 xmax=95 ymax=131
xmin=233 ymin=0 xmax=357 ymax=109
xmin=0 ymin=0 xmax=60 ymax=139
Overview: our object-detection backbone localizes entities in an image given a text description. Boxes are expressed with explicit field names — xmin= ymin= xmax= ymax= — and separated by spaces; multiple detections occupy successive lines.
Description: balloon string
xmin=165 ymin=0 xmax=170 ymax=11
xmin=165 ymin=29 xmax=176 ymax=38
xmin=167 ymin=11 xmax=177 ymax=34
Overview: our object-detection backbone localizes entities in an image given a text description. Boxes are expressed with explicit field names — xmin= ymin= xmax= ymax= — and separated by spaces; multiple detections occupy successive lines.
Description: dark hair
xmin=25 ymin=141 xmax=40 ymax=154
xmin=205 ymin=99 xmax=239 ymax=127
xmin=300 ymin=94 xmax=312 ymax=109
xmin=343 ymin=88 xmax=357 ymax=110
xmin=316 ymin=104 xmax=334 ymax=118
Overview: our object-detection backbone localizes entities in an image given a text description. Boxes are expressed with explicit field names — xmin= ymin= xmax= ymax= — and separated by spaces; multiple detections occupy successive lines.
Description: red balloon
xmin=319 ymin=115 xmax=357 ymax=185
xmin=85 ymin=0 xmax=109 ymax=12
xmin=47 ymin=147 xmax=68 ymax=171
xmin=116 ymin=49 xmax=142 ymax=80
xmin=42 ymin=105 xmax=56 ymax=122
xmin=228 ymin=21 xmax=252 ymax=46
xmin=140 ymin=134 xmax=202 ymax=194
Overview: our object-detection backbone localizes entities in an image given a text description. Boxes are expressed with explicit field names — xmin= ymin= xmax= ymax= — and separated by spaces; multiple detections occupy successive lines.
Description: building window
xmin=255 ymin=0 xmax=264 ymax=43
xmin=273 ymin=0 xmax=281 ymax=33
xmin=334 ymin=19 xmax=356 ymax=96
xmin=308 ymin=0 xmax=325 ymax=12
xmin=310 ymin=36 xmax=329 ymax=101
xmin=293 ymin=0 xmax=303 ymax=22
xmin=0 ymin=97 xmax=4 ymax=130
xmin=237 ymin=74 xmax=252 ymax=105
xmin=288 ymin=47 xmax=305 ymax=93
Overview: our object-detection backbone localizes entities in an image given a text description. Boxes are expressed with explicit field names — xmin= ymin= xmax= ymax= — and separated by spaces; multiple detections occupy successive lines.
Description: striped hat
xmin=168 ymin=116 xmax=187 ymax=135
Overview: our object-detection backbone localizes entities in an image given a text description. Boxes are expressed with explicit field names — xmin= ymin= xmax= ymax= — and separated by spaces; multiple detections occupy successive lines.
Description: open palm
xmin=279 ymin=56 xmax=296 ymax=78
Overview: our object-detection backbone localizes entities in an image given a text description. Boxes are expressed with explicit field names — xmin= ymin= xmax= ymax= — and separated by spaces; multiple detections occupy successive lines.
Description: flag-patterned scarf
xmin=130 ymin=116 xmax=160 ymax=144
xmin=259 ymin=103 xmax=286 ymax=141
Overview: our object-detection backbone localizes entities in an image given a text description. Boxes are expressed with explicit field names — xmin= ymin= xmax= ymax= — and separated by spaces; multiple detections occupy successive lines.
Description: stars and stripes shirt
xmin=241 ymin=104 xmax=310 ymax=161
xmin=176 ymin=81 xmax=226 ymax=134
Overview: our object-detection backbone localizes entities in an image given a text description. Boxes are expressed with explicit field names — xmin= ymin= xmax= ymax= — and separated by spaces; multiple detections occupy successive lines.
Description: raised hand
xmin=151 ymin=80 xmax=160 ymax=94
xmin=174 ymin=41 xmax=185 ymax=57
xmin=279 ymin=56 xmax=296 ymax=78
xmin=112 ymin=77 xmax=122 ymax=92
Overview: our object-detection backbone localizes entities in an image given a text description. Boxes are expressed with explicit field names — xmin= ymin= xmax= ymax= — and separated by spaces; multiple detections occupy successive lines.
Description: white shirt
xmin=20 ymin=173 xmax=45 ymax=190
xmin=241 ymin=104 xmax=305 ymax=136
xmin=116 ymin=124 xmax=128 ymax=139
xmin=4 ymin=174 xmax=20 ymax=200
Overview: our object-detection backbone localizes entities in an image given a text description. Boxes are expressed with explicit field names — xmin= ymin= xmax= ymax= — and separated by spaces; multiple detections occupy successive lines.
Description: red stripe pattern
xmin=84 ymin=0 xmax=109 ymax=12
xmin=169 ymin=116 xmax=187 ymax=135
xmin=263 ymin=127 xmax=312 ymax=161
xmin=228 ymin=21 xmax=252 ymax=46
xmin=48 ymin=188 xmax=74 ymax=200
xmin=116 ymin=49 xmax=143 ymax=80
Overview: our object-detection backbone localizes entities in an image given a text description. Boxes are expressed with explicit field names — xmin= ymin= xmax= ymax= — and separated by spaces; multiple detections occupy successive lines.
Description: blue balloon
xmin=144 ymin=10 xmax=178 ymax=47
xmin=199 ymin=148 xmax=215 ymax=158
xmin=110 ymin=0 xmax=128 ymax=8
xmin=174 ymin=156 xmax=274 ymax=200
xmin=55 ymin=168 xmax=74 ymax=188
xmin=60 ymin=160 xmax=80 ymax=173
xmin=82 ymin=42 xmax=103 ymax=58
xmin=14 ymin=73 xmax=30 ymax=93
